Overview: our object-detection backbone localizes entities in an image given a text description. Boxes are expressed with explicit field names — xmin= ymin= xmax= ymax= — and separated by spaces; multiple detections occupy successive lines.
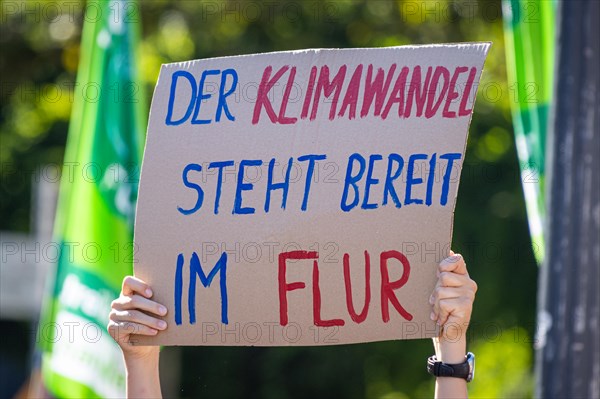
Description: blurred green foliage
xmin=0 ymin=0 xmax=537 ymax=397
xmin=470 ymin=327 xmax=534 ymax=398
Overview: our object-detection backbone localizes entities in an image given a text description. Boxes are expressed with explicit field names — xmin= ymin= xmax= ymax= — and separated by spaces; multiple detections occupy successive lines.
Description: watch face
xmin=466 ymin=352 xmax=475 ymax=382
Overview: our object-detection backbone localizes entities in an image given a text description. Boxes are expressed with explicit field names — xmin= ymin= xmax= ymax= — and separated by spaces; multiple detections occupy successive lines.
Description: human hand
xmin=107 ymin=276 xmax=167 ymax=360
xmin=430 ymin=254 xmax=476 ymax=399
xmin=430 ymin=251 xmax=478 ymax=365
xmin=430 ymin=251 xmax=477 ymax=331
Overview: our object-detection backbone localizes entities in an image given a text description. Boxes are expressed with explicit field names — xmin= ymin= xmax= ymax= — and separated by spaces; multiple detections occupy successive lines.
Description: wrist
xmin=433 ymin=331 xmax=467 ymax=364
xmin=123 ymin=346 xmax=160 ymax=368
xmin=123 ymin=347 xmax=162 ymax=398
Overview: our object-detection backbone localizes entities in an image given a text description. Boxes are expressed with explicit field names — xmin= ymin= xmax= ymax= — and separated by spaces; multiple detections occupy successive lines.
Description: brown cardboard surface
xmin=134 ymin=43 xmax=490 ymax=346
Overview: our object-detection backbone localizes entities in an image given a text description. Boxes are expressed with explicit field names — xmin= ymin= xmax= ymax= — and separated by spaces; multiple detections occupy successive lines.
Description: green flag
xmin=502 ymin=0 xmax=555 ymax=264
xmin=39 ymin=1 xmax=146 ymax=396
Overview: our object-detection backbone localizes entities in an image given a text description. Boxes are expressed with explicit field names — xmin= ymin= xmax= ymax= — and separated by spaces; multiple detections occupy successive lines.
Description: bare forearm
xmin=433 ymin=335 xmax=468 ymax=399
xmin=429 ymin=253 xmax=476 ymax=399
xmin=124 ymin=349 xmax=162 ymax=398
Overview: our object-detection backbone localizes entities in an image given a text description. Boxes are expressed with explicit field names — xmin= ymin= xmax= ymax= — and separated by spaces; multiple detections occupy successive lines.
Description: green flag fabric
xmin=502 ymin=0 xmax=555 ymax=264
xmin=39 ymin=1 xmax=146 ymax=397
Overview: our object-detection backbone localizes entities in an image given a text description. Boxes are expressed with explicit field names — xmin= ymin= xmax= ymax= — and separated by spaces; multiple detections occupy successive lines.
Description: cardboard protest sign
xmin=134 ymin=43 xmax=490 ymax=346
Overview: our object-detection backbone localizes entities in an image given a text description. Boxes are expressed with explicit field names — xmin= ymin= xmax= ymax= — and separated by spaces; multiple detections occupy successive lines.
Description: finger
xmin=437 ymin=298 xmax=459 ymax=327
xmin=435 ymin=271 xmax=465 ymax=288
xmin=122 ymin=276 xmax=153 ymax=298
xmin=429 ymin=286 xmax=455 ymax=321
xmin=430 ymin=287 xmax=443 ymax=321
xmin=113 ymin=294 xmax=167 ymax=316
xmin=430 ymin=290 xmax=438 ymax=321
xmin=438 ymin=297 xmax=472 ymax=327
xmin=110 ymin=309 xmax=167 ymax=331
xmin=108 ymin=320 xmax=158 ymax=340
xmin=430 ymin=286 xmax=463 ymax=321
xmin=439 ymin=253 xmax=467 ymax=275
xmin=432 ymin=286 xmax=464 ymax=302
xmin=433 ymin=275 xmax=477 ymax=297
xmin=437 ymin=310 xmax=450 ymax=327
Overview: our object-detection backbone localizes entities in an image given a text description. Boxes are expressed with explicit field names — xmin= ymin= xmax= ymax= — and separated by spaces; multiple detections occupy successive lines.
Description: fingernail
xmin=158 ymin=305 xmax=167 ymax=315
xmin=151 ymin=329 xmax=158 ymax=335
xmin=430 ymin=312 xmax=436 ymax=320
xmin=145 ymin=288 xmax=152 ymax=297
xmin=158 ymin=320 xmax=167 ymax=329
xmin=428 ymin=296 xmax=434 ymax=305
xmin=442 ymin=254 xmax=460 ymax=263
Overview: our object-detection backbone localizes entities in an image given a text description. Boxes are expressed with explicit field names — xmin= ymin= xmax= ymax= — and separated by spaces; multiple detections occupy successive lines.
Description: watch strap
xmin=427 ymin=355 xmax=471 ymax=379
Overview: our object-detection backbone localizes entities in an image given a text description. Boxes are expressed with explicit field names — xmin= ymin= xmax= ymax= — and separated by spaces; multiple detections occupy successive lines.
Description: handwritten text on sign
xmin=135 ymin=44 xmax=490 ymax=346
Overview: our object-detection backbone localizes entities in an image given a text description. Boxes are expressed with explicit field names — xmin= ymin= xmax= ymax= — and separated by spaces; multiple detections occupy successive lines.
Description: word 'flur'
xmin=279 ymin=250 xmax=413 ymax=327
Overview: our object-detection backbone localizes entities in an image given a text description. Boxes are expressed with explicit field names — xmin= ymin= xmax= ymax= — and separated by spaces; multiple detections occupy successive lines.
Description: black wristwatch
xmin=427 ymin=352 xmax=475 ymax=382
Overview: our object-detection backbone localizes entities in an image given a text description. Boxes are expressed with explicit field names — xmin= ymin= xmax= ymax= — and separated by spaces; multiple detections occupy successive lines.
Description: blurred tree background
xmin=0 ymin=1 xmax=538 ymax=398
